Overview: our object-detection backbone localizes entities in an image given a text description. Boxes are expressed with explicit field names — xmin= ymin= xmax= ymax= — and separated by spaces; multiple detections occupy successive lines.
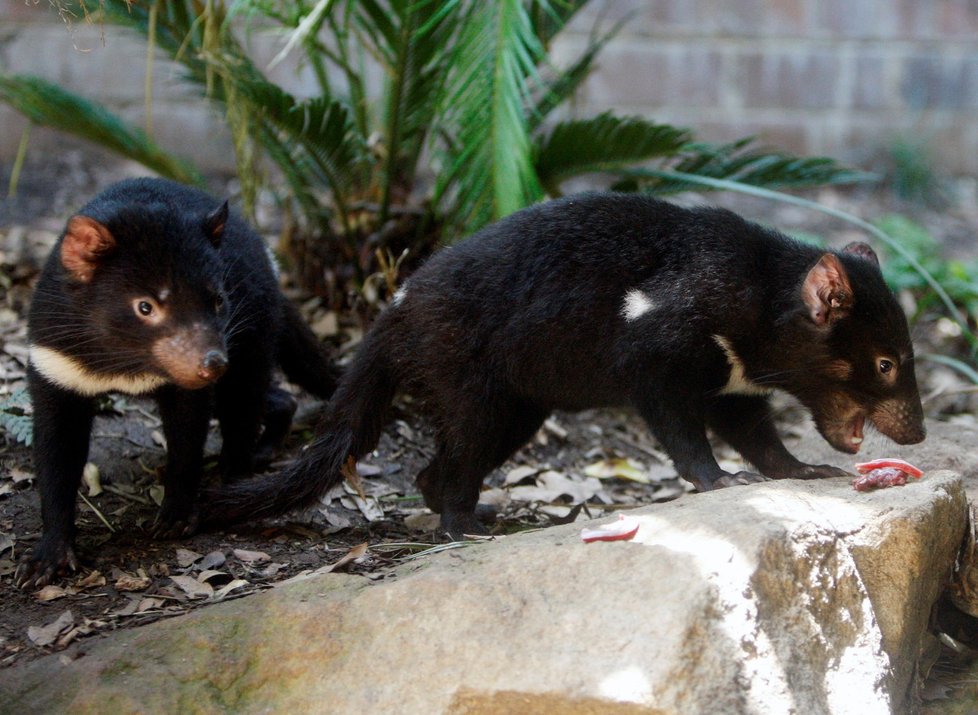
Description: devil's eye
xmin=878 ymin=359 xmax=894 ymax=375
xmin=137 ymin=300 xmax=154 ymax=316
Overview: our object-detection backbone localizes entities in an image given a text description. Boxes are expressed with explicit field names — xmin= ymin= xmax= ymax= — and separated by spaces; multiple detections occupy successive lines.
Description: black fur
xmin=201 ymin=193 xmax=925 ymax=537
xmin=17 ymin=177 xmax=338 ymax=588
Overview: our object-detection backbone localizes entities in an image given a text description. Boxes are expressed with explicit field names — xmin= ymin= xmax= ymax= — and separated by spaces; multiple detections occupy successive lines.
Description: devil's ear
xmin=204 ymin=201 xmax=229 ymax=247
xmin=842 ymin=241 xmax=880 ymax=269
xmin=801 ymin=253 xmax=854 ymax=326
xmin=60 ymin=216 xmax=116 ymax=283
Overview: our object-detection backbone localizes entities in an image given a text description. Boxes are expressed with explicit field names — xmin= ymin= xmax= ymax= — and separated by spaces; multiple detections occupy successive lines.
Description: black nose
xmin=198 ymin=350 xmax=228 ymax=381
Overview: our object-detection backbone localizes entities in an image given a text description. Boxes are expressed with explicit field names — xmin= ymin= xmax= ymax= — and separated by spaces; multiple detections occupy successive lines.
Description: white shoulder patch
xmin=621 ymin=289 xmax=656 ymax=322
xmin=30 ymin=345 xmax=167 ymax=396
xmin=713 ymin=335 xmax=771 ymax=396
xmin=391 ymin=285 xmax=408 ymax=307
xmin=265 ymin=245 xmax=281 ymax=280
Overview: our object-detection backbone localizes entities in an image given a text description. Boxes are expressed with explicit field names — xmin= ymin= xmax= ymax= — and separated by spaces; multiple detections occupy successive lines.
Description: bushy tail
xmin=200 ymin=325 xmax=397 ymax=527
xmin=277 ymin=300 xmax=340 ymax=399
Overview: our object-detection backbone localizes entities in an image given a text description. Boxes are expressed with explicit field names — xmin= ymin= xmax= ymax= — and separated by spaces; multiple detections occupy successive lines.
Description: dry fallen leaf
xmin=169 ymin=575 xmax=214 ymax=600
xmin=82 ymin=462 xmax=103 ymax=496
xmin=340 ymin=493 xmax=385 ymax=522
xmin=137 ymin=597 xmax=165 ymax=613
xmin=504 ymin=465 xmax=540 ymax=486
xmin=233 ymin=548 xmax=271 ymax=564
xmin=213 ymin=579 xmax=250 ymax=600
xmin=27 ymin=610 xmax=74 ymax=647
xmin=115 ymin=573 xmax=152 ymax=592
xmin=74 ymin=570 xmax=106 ymax=589
xmin=507 ymin=470 xmax=604 ymax=504
xmin=148 ymin=485 xmax=165 ymax=507
xmin=9 ymin=467 xmax=34 ymax=484
xmin=35 ymin=585 xmax=68 ymax=602
xmin=583 ymin=458 xmax=650 ymax=484
xmin=200 ymin=550 xmax=226 ymax=570
xmin=403 ymin=512 xmax=441 ymax=533
xmin=318 ymin=543 xmax=369 ymax=574
xmin=175 ymin=548 xmax=203 ymax=568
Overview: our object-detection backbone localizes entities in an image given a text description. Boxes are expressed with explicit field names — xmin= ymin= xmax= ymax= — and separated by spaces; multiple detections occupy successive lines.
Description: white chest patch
xmin=621 ymin=289 xmax=656 ymax=322
xmin=30 ymin=345 xmax=167 ymax=397
xmin=713 ymin=335 xmax=770 ymax=396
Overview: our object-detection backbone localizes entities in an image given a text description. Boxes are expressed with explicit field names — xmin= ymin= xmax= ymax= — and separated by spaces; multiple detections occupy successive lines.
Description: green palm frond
xmin=611 ymin=138 xmax=872 ymax=194
xmin=530 ymin=14 xmax=627 ymax=129
xmin=534 ymin=112 xmax=691 ymax=195
xmin=0 ymin=73 xmax=201 ymax=185
xmin=436 ymin=0 xmax=548 ymax=231
xmin=355 ymin=0 xmax=460 ymax=220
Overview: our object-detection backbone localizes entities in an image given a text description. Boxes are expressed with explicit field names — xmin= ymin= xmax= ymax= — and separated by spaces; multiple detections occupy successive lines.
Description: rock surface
xmin=0 ymin=444 xmax=967 ymax=715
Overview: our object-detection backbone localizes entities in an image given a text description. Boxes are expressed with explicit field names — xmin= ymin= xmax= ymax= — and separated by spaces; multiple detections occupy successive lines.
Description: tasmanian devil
xmin=200 ymin=192 xmax=926 ymax=538
xmin=16 ymin=177 xmax=338 ymax=588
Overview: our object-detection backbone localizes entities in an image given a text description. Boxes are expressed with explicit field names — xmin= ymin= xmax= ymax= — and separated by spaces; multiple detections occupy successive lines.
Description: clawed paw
xmin=151 ymin=508 xmax=199 ymax=539
xmin=14 ymin=544 xmax=80 ymax=590
xmin=716 ymin=471 xmax=769 ymax=488
xmin=439 ymin=512 xmax=491 ymax=541
xmin=793 ymin=464 xmax=852 ymax=480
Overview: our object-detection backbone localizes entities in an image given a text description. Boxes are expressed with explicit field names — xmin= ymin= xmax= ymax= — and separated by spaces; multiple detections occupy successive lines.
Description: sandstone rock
xmin=1 ymin=467 xmax=966 ymax=715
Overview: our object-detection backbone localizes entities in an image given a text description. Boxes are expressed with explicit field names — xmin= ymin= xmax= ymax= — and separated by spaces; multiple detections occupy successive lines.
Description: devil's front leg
xmin=153 ymin=385 xmax=212 ymax=538
xmin=706 ymin=394 xmax=850 ymax=480
xmin=15 ymin=369 xmax=95 ymax=588
xmin=214 ymin=347 xmax=272 ymax=483
xmin=633 ymin=375 xmax=767 ymax=491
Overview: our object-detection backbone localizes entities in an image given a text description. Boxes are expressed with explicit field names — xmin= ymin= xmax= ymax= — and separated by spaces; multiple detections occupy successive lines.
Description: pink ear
xmin=60 ymin=216 xmax=116 ymax=283
xmin=842 ymin=241 xmax=880 ymax=268
xmin=801 ymin=253 xmax=853 ymax=326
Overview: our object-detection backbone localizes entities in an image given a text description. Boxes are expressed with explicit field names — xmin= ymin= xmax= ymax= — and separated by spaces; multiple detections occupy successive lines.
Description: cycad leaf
xmin=534 ymin=112 xmax=691 ymax=195
xmin=356 ymin=0 xmax=458 ymax=215
xmin=0 ymin=73 xmax=201 ymax=185
xmin=437 ymin=0 xmax=547 ymax=231
xmin=531 ymin=15 xmax=626 ymax=129
xmin=612 ymin=139 xmax=872 ymax=194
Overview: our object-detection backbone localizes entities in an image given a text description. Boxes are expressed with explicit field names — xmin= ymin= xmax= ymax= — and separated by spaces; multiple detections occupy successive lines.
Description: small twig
xmin=78 ymin=491 xmax=117 ymax=533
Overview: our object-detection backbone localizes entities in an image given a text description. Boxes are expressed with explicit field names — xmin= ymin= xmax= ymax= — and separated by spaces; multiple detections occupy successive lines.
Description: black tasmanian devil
xmin=16 ymin=177 xmax=338 ymax=588
xmin=201 ymin=192 xmax=926 ymax=538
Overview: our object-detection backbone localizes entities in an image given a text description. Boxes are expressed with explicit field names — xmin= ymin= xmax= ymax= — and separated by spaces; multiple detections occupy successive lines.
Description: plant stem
xmin=7 ymin=124 xmax=31 ymax=198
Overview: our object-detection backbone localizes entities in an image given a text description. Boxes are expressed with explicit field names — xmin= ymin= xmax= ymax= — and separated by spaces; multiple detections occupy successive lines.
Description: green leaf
xmin=612 ymin=139 xmax=872 ymax=195
xmin=437 ymin=0 xmax=548 ymax=231
xmin=0 ymin=73 xmax=201 ymax=185
xmin=534 ymin=112 xmax=691 ymax=195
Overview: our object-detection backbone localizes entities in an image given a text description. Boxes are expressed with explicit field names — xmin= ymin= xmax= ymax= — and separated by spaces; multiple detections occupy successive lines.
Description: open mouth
xmin=820 ymin=409 xmax=867 ymax=455
xmin=849 ymin=413 xmax=865 ymax=451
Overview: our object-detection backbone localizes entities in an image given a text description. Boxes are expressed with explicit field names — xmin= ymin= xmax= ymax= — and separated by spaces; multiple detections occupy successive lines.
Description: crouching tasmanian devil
xmin=200 ymin=192 xmax=925 ymax=538
xmin=16 ymin=177 xmax=338 ymax=588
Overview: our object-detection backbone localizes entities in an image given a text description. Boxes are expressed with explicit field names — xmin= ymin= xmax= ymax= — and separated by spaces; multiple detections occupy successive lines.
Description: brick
xmin=569 ymin=0 xmax=715 ymax=38
xmin=737 ymin=51 xmax=844 ymax=110
xmin=894 ymin=0 xmax=939 ymax=40
xmin=937 ymin=0 xmax=978 ymax=38
xmin=900 ymin=54 xmax=978 ymax=110
xmin=581 ymin=43 xmax=723 ymax=109
xmin=851 ymin=54 xmax=891 ymax=110
xmin=811 ymin=0 xmax=899 ymax=39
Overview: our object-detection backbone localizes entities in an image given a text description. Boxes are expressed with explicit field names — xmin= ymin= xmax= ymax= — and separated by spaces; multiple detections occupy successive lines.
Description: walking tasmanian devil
xmin=16 ymin=177 xmax=338 ymax=588
xmin=200 ymin=192 xmax=926 ymax=538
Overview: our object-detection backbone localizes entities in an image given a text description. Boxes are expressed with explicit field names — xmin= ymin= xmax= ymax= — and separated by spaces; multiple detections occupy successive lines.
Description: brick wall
xmin=1 ymin=0 xmax=977 ymax=174
xmin=558 ymin=0 xmax=978 ymax=173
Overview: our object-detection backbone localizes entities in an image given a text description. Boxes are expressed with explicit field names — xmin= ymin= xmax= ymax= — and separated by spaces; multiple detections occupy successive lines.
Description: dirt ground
xmin=1 ymin=147 xmax=977 ymax=705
